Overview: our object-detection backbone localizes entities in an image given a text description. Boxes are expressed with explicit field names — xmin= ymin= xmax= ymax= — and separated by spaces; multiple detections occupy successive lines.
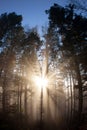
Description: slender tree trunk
xmin=17 ymin=85 xmax=20 ymax=113
xmin=2 ymin=76 xmax=6 ymax=113
xmin=70 ymin=74 xmax=73 ymax=121
xmin=78 ymin=69 xmax=83 ymax=120
xmin=2 ymin=87 xmax=6 ymax=113
xmin=47 ymin=88 xmax=50 ymax=121
xmin=19 ymin=83 xmax=22 ymax=113
xmin=75 ymin=58 xmax=83 ymax=121
xmin=24 ymin=84 xmax=27 ymax=117
xmin=72 ymin=76 xmax=76 ymax=116
xmin=66 ymin=75 xmax=70 ymax=123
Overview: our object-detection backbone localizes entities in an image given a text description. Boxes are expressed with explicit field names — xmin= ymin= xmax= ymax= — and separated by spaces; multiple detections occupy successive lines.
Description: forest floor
xmin=0 ymin=112 xmax=87 ymax=130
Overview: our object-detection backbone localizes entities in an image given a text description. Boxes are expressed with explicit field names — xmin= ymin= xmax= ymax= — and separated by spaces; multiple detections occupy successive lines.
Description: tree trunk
xmin=24 ymin=84 xmax=27 ymax=117
xmin=75 ymin=58 xmax=83 ymax=121
xmin=2 ymin=76 xmax=6 ymax=113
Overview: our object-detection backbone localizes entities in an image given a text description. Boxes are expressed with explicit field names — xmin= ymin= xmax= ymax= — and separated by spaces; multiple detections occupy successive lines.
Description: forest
xmin=0 ymin=2 xmax=87 ymax=130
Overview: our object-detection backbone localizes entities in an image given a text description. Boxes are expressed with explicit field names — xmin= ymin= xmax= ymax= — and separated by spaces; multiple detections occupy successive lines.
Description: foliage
xmin=0 ymin=3 xmax=87 ymax=129
xmin=45 ymin=2 xmax=87 ymax=128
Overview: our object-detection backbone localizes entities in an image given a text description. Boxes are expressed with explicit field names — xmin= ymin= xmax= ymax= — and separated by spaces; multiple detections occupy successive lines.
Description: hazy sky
xmin=0 ymin=0 xmax=68 ymax=33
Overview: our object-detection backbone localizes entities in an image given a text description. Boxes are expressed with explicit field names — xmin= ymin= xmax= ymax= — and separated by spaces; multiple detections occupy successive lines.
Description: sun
xmin=35 ymin=76 xmax=48 ymax=88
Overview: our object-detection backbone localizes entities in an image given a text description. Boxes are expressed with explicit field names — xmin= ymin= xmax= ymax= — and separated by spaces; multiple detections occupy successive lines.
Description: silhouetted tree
xmin=46 ymin=3 xmax=87 ymax=127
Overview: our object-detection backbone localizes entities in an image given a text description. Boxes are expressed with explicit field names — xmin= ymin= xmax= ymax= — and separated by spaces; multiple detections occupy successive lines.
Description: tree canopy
xmin=0 ymin=3 xmax=87 ymax=129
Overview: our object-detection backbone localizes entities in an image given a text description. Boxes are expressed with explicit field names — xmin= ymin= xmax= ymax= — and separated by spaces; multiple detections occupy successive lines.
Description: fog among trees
xmin=0 ymin=2 xmax=87 ymax=130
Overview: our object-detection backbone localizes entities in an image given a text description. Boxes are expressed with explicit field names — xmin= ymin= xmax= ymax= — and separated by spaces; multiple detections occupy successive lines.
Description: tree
xmin=0 ymin=12 xmax=22 ymax=40
xmin=0 ymin=12 xmax=23 ymax=113
xmin=46 ymin=3 xmax=87 ymax=126
xmin=69 ymin=0 xmax=87 ymax=12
